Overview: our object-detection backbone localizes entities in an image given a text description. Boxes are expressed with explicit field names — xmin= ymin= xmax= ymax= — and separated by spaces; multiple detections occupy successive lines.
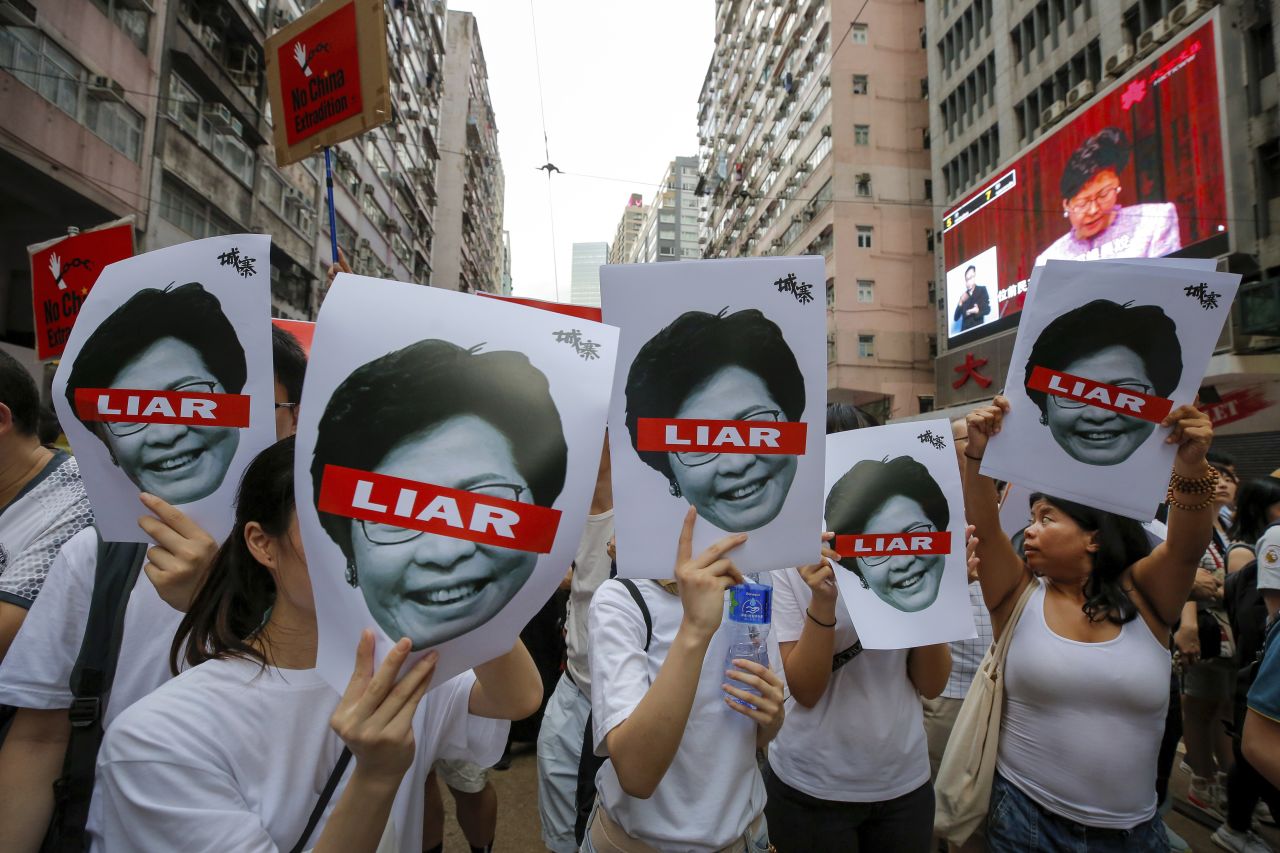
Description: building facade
xmin=925 ymin=0 xmax=1280 ymax=473
xmin=570 ymin=241 xmax=609 ymax=306
xmin=632 ymin=156 xmax=701 ymax=263
xmin=608 ymin=192 xmax=646 ymax=264
xmin=698 ymin=0 xmax=936 ymax=422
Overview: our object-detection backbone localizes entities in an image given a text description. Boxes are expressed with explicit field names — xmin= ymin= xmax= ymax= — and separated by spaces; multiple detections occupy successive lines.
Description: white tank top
xmin=996 ymin=579 xmax=1170 ymax=829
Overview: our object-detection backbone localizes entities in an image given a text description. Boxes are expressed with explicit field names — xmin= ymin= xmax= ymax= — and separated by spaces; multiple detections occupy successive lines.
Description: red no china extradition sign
xmin=277 ymin=1 xmax=363 ymax=146
xmin=30 ymin=224 xmax=133 ymax=361
xmin=1026 ymin=366 xmax=1173 ymax=424
xmin=74 ymin=388 xmax=251 ymax=429
xmin=835 ymin=531 xmax=952 ymax=559
xmin=635 ymin=418 xmax=807 ymax=455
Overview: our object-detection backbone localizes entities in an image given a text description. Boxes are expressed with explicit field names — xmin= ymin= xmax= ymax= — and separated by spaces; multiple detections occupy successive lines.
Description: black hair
xmin=625 ymin=308 xmax=804 ymax=486
xmin=1207 ymin=449 xmax=1237 ymax=473
xmin=826 ymin=401 xmax=880 ymax=435
xmin=311 ymin=339 xmax=568 ymax=560
xmin=271 ymin=324 xmax=307 ymax=404
xmin=826 ymin=455 xmax=950 ymax=585
xmin=1228 ymin=477 xmax=1280 ymax=546
xmin=965 ymin=265 xmax=977 ymax=276
xmin=171 ymin=436 xmax=296 ymax=674
xmin=1025 ymin=299 xmax=1182 ymax=416
xmin=64 ymin=282 xmax=247 ymax=437
xmin=37 ymin=404 xmax=61 ymax=446
xmin=1028 ymin=492 xmax=1151 ymax=625
xmin=1060 ymin=126 xmax=1130 ymax=201
xmin=0 ymin=350 xmax=39 ymax=437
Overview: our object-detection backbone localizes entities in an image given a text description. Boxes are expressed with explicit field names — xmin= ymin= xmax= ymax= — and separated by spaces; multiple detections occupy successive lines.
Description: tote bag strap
xmin=991 ymin=580 xmax=1039 ymax=668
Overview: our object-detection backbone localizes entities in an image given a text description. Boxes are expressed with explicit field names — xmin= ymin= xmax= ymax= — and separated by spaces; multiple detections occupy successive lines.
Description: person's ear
xmin=244 ymin=520 xmax=277 ymax=569
xmin=1062 ymin=199 xmax=1070 ymax=218
xmin=1084 ymin=531 xmax=1100 ymax=554
xmin=0 ymin=403 xmax=14 ymax=438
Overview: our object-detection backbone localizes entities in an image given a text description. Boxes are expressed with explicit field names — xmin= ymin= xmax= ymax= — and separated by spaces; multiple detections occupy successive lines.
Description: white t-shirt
xmin=0 ymin=451 xmax=93 ymax=608
xmin=588 ymin=578 xmax=771 ymax=852
xmin=766 ymin=567 xmax=930 ymax=802
xmin=1257 ymin=524 xmax=1280 ymax=592
xmin=565 ymin=509 xmax=613 ymax=692
xmin=95 ymin=660 xmax=506 ymax=853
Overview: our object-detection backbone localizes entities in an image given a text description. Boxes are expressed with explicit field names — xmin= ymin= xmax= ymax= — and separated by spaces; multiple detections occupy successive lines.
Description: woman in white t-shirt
xmin=583 ymin=508 xmax=786 ymax=852
xmin=95 ymin=437 xmax=542 ymax=852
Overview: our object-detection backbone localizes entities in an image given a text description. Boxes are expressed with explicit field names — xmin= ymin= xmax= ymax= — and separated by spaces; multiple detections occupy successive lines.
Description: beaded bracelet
xmin=1169 ymin=467 xmax=1219 ymax=495
xmin=1166 ymin=487 xmax=1216 ymax=512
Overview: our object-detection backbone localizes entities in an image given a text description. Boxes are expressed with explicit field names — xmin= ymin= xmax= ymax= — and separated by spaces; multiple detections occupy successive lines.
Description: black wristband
xmin=805 ymin=608 xmax=836 ymax=628
xmin=964 ymin=452 xmax=984 ymax=462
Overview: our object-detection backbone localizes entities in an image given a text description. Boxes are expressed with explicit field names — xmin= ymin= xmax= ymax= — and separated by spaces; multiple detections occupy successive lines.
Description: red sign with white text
xmin=318 ymin=465 xmax=562 ymax=554
xmin=1027 ymin=366 xmax=1174 ymax=423
xmin=277 ymin=1 xmax=363 ymax=146
xmin=29 ymin=223 xmax=134 ymax=361
xmin=74 ymin=388 xmax=251 ymax=429
xmin=1204 ymin=386 xmax=1273 ymax=428
xmin=635 ymin=418 xmax=808 ymax=455
xmin=835 ymin=531 xmax=952 ymax=559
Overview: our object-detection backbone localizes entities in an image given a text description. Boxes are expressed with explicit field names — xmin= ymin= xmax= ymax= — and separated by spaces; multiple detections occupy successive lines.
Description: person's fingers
xmin=139 ymin=493 xmax=206 ymax=539
xmin=723 ymin=695 xmax=769 ymax=725
xmin=994 ymin=395 xmax=1011 ymax=412
xmin=386 ymin=655 xmax=435 ymax=735
xmin=676 ymin=507 xmax=696 ymax=567
xmin=368 ymin=650 xmax=438 ymax=729
xmin=351 ymin=637 xmax=412 ymax=718
xmin=143 ymin=546 xmax=185 ymax=575
xmin=690 ymin=532 xmax=749 ymax=572
xmin=722 ymin=682 xmax=769 ymax=708
xmin=725 ymin=668 xmax=771 ymax=695
xmin=704 ymin=557 xmax=746 ymax=588
xmin=339 ymin=630 xmax=376 ymax=707
xmin=819 ymin=546 xmax=841 ymax=563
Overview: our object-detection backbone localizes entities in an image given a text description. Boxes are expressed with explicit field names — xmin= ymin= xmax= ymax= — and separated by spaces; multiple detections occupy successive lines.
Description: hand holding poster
xmin=52 ymin=235 xmax=277 ymax=541
xmin=296 ymin=275 xmax=617 ymax=691
xmin=824 ymin=420 xmax=976 ymax=649
xmin=981 ymin=259 xmax=1240 ymax=520
xmin=28 ymin=219 xmax=134 ymax=361
xmin=602 ymin=257 xmax=826 ymax=578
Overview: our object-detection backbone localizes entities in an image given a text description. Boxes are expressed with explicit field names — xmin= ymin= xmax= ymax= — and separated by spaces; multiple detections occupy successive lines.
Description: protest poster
xmin=52 ymin=235 xmax=277 ymax=542
xmin=824 ymin=419 xmax=976 ymax=649
xmin=272 ymin=317 xmax=315 ymax=355
xmin=28 ymin=218 xmax=134 ymax=361
xmin=264 ymin=0 xmax=390 ymax=167
xmin=296 ymin=274 xmax=618 ymax=691
xmin=601 ymin=256 xmax=825 ymax=578
xmin=981 ymin=258 xmax=1240 ymax=520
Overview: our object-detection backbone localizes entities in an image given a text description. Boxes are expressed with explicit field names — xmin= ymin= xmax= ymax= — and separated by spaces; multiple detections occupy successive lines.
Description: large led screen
xmin=942 ymin=17 xmax=1228 ymax=343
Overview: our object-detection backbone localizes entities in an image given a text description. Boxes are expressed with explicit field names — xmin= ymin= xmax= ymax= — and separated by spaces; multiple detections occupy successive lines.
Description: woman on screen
xmin=1033 ymin=127 xmax=1181 ymax=268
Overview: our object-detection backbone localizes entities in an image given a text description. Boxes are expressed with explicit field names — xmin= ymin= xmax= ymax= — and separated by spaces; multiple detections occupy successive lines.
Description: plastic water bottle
xmin=722 ymin=582 xmax=772 ymax=709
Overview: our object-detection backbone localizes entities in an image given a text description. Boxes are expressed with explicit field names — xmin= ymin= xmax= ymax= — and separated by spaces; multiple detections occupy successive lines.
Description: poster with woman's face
xmin=52 ymin=235 xmax=276 ymax=542
xmin=296 ymin=274 xmax=617 ymax=692
xmin=601 ymin=257 xmax=825 ymax=578
xmin=982 ymin=258 xmax=1240 ymax=520
xmin=824 ymin=420 xmax=976 ymax=649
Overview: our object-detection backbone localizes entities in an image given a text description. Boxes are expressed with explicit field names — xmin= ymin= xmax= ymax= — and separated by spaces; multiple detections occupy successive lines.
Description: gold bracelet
xmin=1166 ymin=487 xmax=1216 ymax=512
xmin=1169 ymin=467 xmax=1219 ymax=495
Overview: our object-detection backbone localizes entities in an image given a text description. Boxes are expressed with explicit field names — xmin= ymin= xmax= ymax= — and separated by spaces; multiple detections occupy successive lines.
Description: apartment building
xmin=631 ymin=156 xmax=702 ymax=264
xmin=608 ymin=192 xmax=646 ymax=265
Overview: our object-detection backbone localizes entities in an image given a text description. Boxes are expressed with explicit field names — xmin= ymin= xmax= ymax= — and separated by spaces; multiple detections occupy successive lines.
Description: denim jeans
xmin=987 ymin=771 xmax=1169 ymax=853
xmin=763 ymin=764 xmax=935 ymax=853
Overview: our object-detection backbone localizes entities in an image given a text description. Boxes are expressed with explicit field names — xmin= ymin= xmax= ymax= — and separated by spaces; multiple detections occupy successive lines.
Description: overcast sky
xmin=447 ymin=1 xmax=714 ymax=301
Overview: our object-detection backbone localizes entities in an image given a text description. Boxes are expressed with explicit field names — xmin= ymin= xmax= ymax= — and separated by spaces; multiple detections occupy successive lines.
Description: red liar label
xmin=635 ymin=418 xmax=807 ymax=455
xmin=318 ymin=465 xmax=561 ymax=554
xmin=835 ymin=531 xmax=952 ymax=559
xmin=74 ymin=388 xmax=250 ymax=428
xmin=1027 ymin=366 xmax=1173 ymax=423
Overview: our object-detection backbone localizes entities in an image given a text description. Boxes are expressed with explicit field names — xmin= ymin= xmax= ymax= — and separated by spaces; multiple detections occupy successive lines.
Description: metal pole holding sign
xmin=324 ymin=148 xmax=339 ymax=264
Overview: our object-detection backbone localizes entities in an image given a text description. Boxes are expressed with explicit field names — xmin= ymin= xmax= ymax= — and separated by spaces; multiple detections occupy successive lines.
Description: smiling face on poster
xmin=601 ymin=257 xmax=825 ymax=578
xmin=823 ymin=420 xmax=975 ymax=649
xmin=981 ymin=259 xmax=1240 ymax=520
xmin=296 ymin=274 xmax=617 ymax=691
xmin=52 ymin=235 xmax=276 ymax=543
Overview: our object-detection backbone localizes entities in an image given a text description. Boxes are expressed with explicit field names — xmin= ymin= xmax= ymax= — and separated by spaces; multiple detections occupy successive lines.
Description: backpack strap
xmin=43 ymin=528 xmax=149 ymax=853
xmin=288 ymin=747 xmax=352 ymax=853
xmin=616 ymin=579 xmax=652 ymax=652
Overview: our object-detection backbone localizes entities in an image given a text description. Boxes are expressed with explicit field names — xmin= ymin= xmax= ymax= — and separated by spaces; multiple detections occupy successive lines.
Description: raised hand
xmin=964 ymin=394 xmax=1011 ymax=459
xmin=797 ymin=532 xmax=840 ymax=621
xmin=137 ymin=493 xmax=220 ymax=612
xmin=673 ymin=507 xmax=746 ymax=640
xmin=1161 ymin=403 xmax=1213 ymax=473
xmin=49 ymin=254 xmax=64 ymax=290
xmin=293 ymin=42 xmax=311 ymax=76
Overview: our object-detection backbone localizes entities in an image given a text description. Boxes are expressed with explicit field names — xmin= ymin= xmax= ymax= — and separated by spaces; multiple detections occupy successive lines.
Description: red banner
xmin=29 ymin=223 xmax=133 ymax=361
xmin=1204 ymin=385 xmax=1273 ymax=428
xmin=272 ymin=318 xmax=315 ymax=355
xmin=318 ymin=464 xmax=561 ymax=554
xmin=1027 ymin=366 xmax=1173 ymax=423
xmin=835 ymin=531 xmax=952 ymax=559
xmin=74 ymin=388 xmax=251 ymax=428
xmin=635 ymin=418 xmax=807 ymax=455
xmin=476 ymin=293 xmax=603 ymax=322
xmin=277 ymin=1 xmax=363 ymax=146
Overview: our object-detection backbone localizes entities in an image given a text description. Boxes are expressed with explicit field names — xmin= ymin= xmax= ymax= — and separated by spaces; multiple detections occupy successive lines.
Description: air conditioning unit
xmin=771 ymin=157 xmax=783 ymax=169
xmin=856 ymin=172 xmax=871 ymax=183
xmin=1041 ymin=100 xmax=1067 ymax=127
xmin=1104 ymin=43 xmax=1136 ymax=77
xmin=788 ymin=129 xmax=800 ymax=139
xmin=226 ymin=116 xmax=243 ymax=137
xmin=405 ymin=109 xmax=421 ymax=121
xmin=1169 ymin=0 xmax=1214 ymax=26
xmin=357 ymin=238 xmax=372 ymax=251
xmin=362 ymin=185 xmax=376 ymax=198
xmin=1135 ymin=19 xmax=1171 ymax=57
xmin=772 ymin=237 xmax=785 ymax=247
xmin=204 ymin=103 xmax=234 ymax=130
xmin=1066 ymin=80 xmax=1094 ymax=107
xmin=795 ymin=162 xmax=810 ymax=173
xmin=821 ymin=124 xmax=832 ymax=137
xmin=87 ymin=74 xmax=126 ymax=103
xmin=394 ymin=131 xmax=408 ymax=144
xmin=791 ymin=214 xmax=803 ymax=223
xmin=820 ymin=75 xmax=830 ymax=88
xmin=800 ymin=110 xmax=813 ymax=121
xmin=386 ymin=220 xmax=402 ymax=234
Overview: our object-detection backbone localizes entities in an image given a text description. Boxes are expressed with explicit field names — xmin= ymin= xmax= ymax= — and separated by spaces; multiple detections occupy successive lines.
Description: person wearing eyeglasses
xmin=624 ymin=308 xmax=804 ymax=533
xmin=1025 ymin=299 xmax=1183 ymax=468
xmin=1033 ymin=126 xmax=1181 ymax=268
xmin=952 ymin=264 xmax=991 ymax=333
xmin=825 ymin=455 xmax=951 ymax=613
xmin=63 ymin=282 xmax=245 ymax=506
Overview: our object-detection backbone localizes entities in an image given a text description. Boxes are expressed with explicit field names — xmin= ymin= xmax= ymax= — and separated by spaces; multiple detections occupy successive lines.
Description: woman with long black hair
xmin=963 ymin=395 xmax=1216 ymax=851
xmin=94 ymin=437 xmax=542 ymax=852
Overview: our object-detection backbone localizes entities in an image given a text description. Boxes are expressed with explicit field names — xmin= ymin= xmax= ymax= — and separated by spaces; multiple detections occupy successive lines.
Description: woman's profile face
xmin=349 ymin=414 xmax=538 ymax=651
xmin=668 ymin=365 xmax=798 ymax=532
xmin=101 ymin=336 xmax=240 ymax=504
xmin=1063 ymin=168 xmax=1122 ymax=240
xmin=850 ymin=494 xmax=945 ymax=612
xmin=1043 ymin=344 xmax=1156 ymax=466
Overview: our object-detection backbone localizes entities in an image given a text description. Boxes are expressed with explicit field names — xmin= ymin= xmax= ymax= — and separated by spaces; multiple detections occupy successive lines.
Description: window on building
xmin=857 ymin=280 xmax=874 ymax=303
xmin=660 ymin=212 xmax=675 ymax=223
xmin=928 ymin=335 xmax=938 ymax=358
xmin=918 ymin=395 xmax=935 ymax=413
xmin=659 ymin=246 xmax=675 ymax=256
xmin=659 ymin=228 xmax=676 ymax=240
xmin=856 ymin=175 xmax=871 ymax=197
xmin=858 ymin=335 xmax=875 ymax=358
xmin=825 ymin=278 xmax=835 ymax=308
xmin=827 ymin=332 xmax=837 ymax=363
xmin=852 ymin=74 xmax=868 ymax=95
xmin=854 ymin=124 xmax=870 ymax=145
xmin=159 ymin=173 xmax=239 ymax=239
xmin=926 ymin=228 xmax=935 ymax=252
xmin=924 ymin=179 xmax=933 ymax=200
xmin=927 ymin=280 xmax=937 ymax=304
xmin=856 ymin=226 xmax=873 ymax=248
xmin=851 ymin=23 xmax=868 ymax=44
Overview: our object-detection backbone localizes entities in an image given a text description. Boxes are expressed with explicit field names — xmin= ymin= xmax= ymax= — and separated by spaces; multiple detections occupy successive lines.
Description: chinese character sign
xmin=28 ymin=221 xmax=134 ymax=361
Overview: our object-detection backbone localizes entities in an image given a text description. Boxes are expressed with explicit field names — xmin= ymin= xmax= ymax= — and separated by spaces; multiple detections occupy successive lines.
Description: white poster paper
xmin=601 ymin=257 xmax=826 ymax=578
xmin=981 ymin=259 xmax=1240 ymax=520
xmin=296 ymin=275 xmax=618 ymax=691
xmin=824 ymin=419 xmax=976 ymax=649
xmin=52 ymin=235 xmax=276 ymax=542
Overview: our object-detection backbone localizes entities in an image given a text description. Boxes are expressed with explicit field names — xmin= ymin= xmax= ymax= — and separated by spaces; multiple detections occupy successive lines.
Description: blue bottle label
xmin=728 ymin=583 xmax=772 ymax=625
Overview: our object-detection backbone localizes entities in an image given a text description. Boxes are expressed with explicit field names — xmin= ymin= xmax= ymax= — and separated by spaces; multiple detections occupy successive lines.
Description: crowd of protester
xmin=0 ymin=269 xmax=1276 ymax=853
